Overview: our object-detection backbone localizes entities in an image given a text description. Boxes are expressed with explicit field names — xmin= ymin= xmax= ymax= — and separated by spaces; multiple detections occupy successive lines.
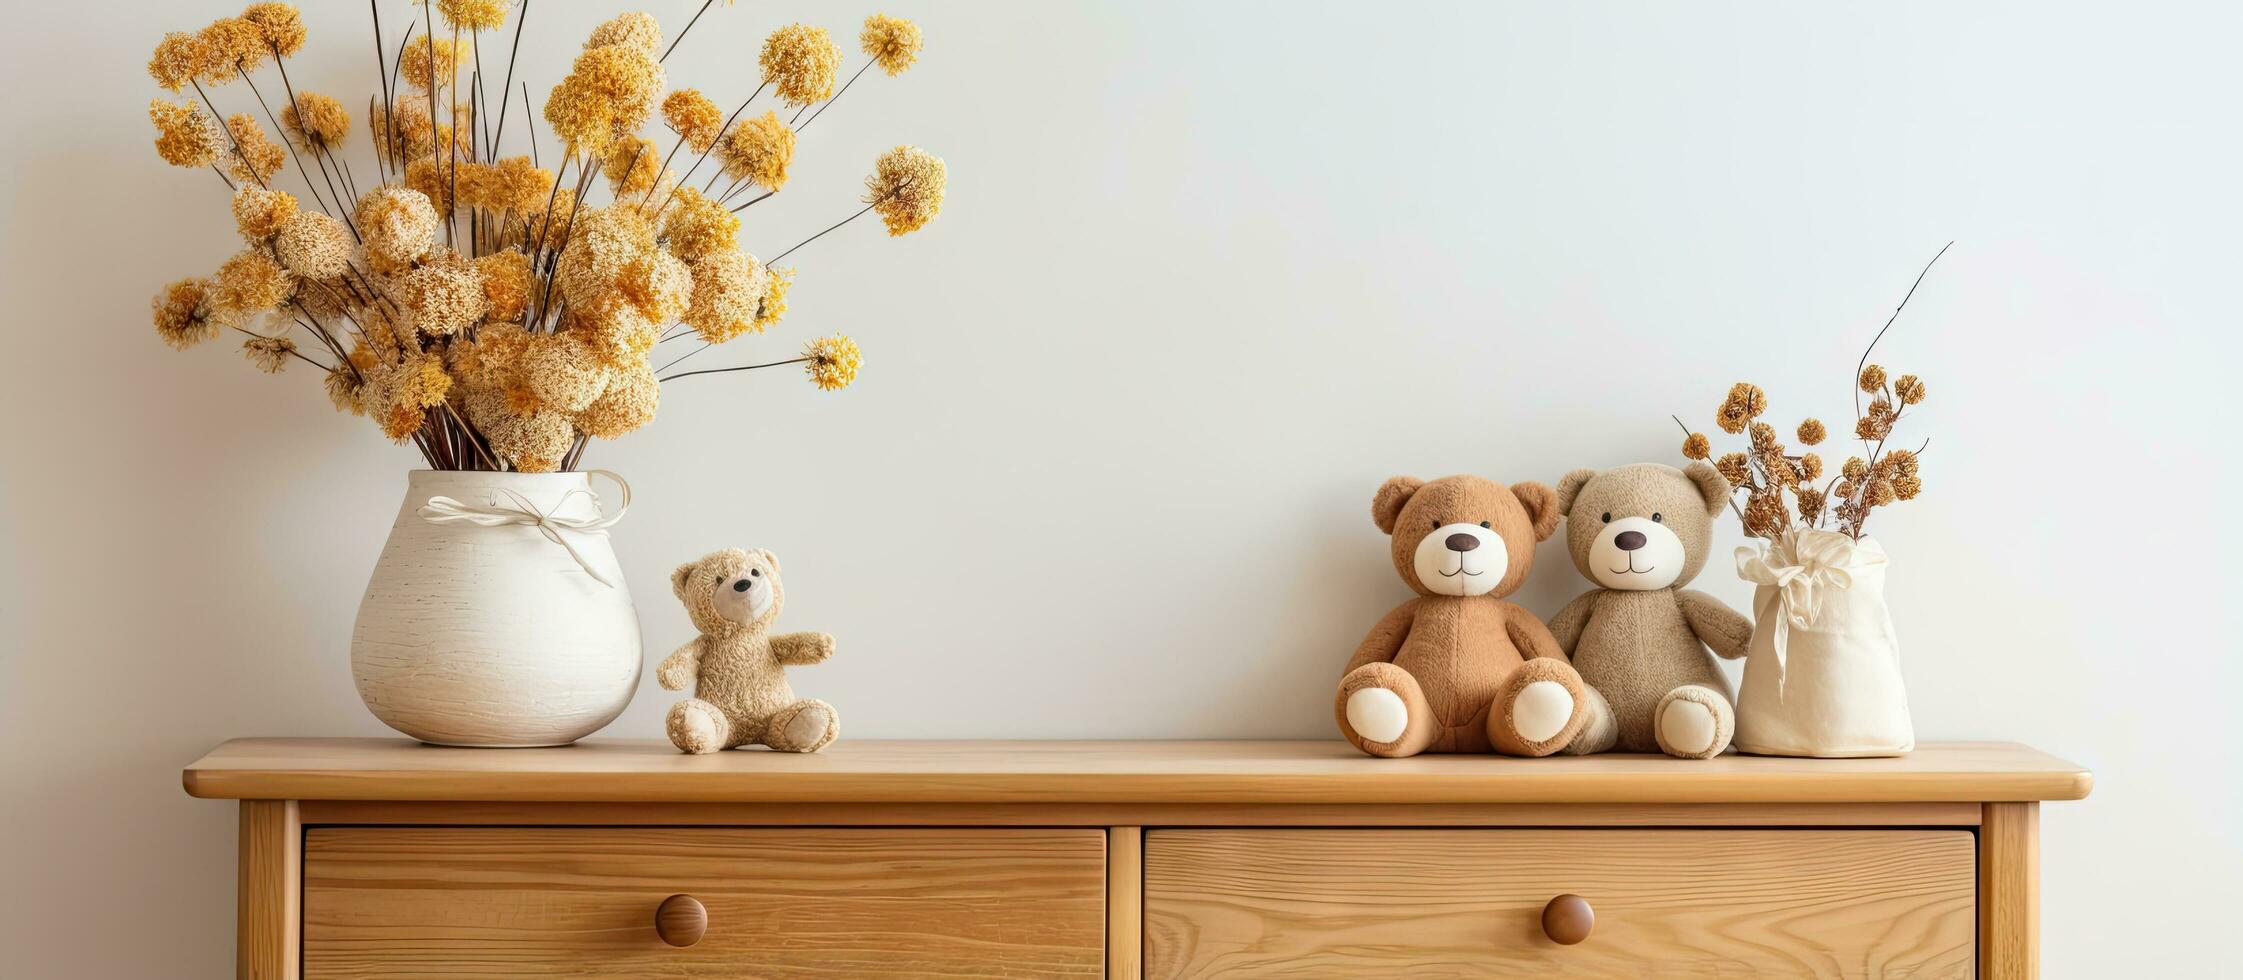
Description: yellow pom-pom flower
xmin=225 ymin=113 xmax=286 ymax=184
xmin=149 ymin=32 xmax=213 ymax=92
xmin=273 ymin=211 xmax=354 ymax=279
xmin=803 ymin=334 xmax=861 ymax=391
xmin=436 ymin=0 xmax=509 ymax=32
xmin=400 ymin=35 xmax=461 ymax=91
xmin=759 ymin=24 xmax=841 ymax=107
xmin=719 ymin=111 xmax=795 ymax=191
xmin=231 ymin=184 xmax=298 ymax=241
xmin=662 ymin=89 xmax=724 ymax=153
xmin=153 ymin=278 xmax=224 ymax=350
xmin=860 ymin=13 xmax=923 ymax=76
xmin=280 ymin=92 xmax=349 ymax=150
xmin=241 ymin=4 xmax=307 ymax=57
xmin=862 ymin=145 xmax=946 ymax=235
xmin=149 ymin=99 xmax=222 ymax=168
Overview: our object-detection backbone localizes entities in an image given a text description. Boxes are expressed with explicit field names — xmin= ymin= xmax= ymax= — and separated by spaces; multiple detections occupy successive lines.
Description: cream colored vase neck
xmin=351 ymin=470 xmax=642 ymax=747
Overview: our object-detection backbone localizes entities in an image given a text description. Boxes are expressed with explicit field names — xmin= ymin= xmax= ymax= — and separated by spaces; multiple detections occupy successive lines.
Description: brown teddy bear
xmin=1548 ymin=463 xmax=1754 ymax=758
xmin=659 ymin=548 xmax=840 ymax=754
xmin=1335 ymin=474 xmax=1593 ymax=758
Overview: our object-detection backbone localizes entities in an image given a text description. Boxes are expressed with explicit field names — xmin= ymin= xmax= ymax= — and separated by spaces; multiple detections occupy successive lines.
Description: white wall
xmin=2 ymin=1 xmax=2235 ymax=975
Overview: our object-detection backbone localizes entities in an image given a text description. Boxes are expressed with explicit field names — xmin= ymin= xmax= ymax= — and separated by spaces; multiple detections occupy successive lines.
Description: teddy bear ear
xmin=1371 ymin=477 xmax=1426 ymax=534
xmin=1511 ymin=481 xmax=1563 ymax=541
xmin=757 ymin=549 xmax=780 ymax=574
xmin=1554 ymin=468 xmax=1597 ymax=516
xmin=670 ymin=561 xmax=698 ymax=600
xmin=1683 ymin=461 xmax=1732 ymax=516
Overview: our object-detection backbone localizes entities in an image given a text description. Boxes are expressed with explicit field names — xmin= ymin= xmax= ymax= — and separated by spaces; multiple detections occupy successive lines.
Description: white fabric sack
xmin=1733 ymin=529 xmax=1914 ymax=758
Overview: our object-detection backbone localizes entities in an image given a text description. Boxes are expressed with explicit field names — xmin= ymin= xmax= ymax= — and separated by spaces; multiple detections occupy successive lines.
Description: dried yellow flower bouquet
xmin=146 ymin=2 xmax=945 ymax=471
xmin=1677 ymin=246 xmax=1944 ymax=542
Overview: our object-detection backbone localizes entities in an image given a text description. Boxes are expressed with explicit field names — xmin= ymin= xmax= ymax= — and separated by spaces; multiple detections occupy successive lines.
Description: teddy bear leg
xmin=1336 ymin=662 xmax=1438 ymax=758
xmin=1488 ymin=658 xmax=1591 ymax=757
xmin=1653 ymin=684 xmax=1735 ymax=759
xmin=1557 ymin=684 xmax=1619 ymax=756
xmin=666 ymin=698 xmax=732 ymax=755
xmin=762 ymin=699 xmax=839 ymax=753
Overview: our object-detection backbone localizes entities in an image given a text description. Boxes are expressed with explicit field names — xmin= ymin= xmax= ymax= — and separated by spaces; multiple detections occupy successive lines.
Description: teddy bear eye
xmin=1652 ymin=512 xmax=1663 ymax=523
xmin=1600 ymin=512 xmax=1611 ymax=524
xmin=1479 ymin=521 xmax=1490 ymax=529
xmin=750 ymin=568 xmax=760 ymax=577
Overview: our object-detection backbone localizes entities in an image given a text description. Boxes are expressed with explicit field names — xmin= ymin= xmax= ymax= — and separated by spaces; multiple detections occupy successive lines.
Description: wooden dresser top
xmin=183 ymin=739 xmax=2090 ymax=805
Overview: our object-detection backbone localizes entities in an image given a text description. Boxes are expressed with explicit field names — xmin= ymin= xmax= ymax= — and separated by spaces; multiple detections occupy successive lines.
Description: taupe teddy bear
xmin=659 ymin=548 xmax=840 ymax=754
xmin=1549 ymin=464 xmax=1753 ymax=758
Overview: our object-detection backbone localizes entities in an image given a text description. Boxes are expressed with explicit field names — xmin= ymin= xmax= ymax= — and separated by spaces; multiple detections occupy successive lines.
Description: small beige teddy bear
xmin=659 ymin=548 xmax=840 ymax=754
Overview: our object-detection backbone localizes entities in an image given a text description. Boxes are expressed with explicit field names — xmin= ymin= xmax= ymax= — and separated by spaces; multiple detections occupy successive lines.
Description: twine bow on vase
xmin=1734 ymin=528 xmax=1885 ymax=691
xmin=416 ymin=470 xmax=633 ymax=588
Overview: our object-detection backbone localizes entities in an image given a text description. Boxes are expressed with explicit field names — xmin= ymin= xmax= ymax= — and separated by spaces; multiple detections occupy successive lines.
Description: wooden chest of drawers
xmin=185 ymin=739 xmax=2087 ymax=979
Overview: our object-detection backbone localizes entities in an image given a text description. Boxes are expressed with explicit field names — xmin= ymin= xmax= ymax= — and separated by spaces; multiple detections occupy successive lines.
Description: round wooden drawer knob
xmin=1541 ymin=893 xmax=1594 ymax=945
xmin=655 ymin=894 xmax=707 ymax=948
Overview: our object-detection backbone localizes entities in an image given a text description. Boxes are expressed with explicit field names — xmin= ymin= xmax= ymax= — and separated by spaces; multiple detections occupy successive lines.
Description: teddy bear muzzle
xmin=1412 ymin=522 xmax=1510 ymax=597
xmin=713 ymin=572 xmax=774 ymax=625
xmin=1589 ymin=516 xmax=1685 ymax=590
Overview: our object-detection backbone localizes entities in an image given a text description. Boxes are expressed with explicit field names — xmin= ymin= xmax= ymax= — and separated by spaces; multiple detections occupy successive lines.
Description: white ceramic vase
xmin=351 ymin=470 xmax=642 ymax=747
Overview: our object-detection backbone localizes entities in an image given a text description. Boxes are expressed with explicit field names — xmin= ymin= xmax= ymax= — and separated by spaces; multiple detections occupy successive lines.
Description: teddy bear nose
xmin=1614 ymin=530 xmax=1647 ymax=551
xmin=1444 ymin=532 xmax=1480 ymax=552
xmin=732 ymin=580 xmax=752 ymax=592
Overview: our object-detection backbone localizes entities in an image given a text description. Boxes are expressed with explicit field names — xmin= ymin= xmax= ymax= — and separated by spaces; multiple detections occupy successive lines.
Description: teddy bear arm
xmin=656 ymin=637 xmax=704 ymax=691
xmin=1677 ymin=589 xmax=1753 ymax=659
xmin=1547 ymin=592 xmax=1597 ymax=655
xmin=1341 ymin=602 xmax=1418 ymax=674
xmin=1501 ymin=604 xmax=1570 ymax=663
xmin=772 ymin=631 xmax=836 ymax=666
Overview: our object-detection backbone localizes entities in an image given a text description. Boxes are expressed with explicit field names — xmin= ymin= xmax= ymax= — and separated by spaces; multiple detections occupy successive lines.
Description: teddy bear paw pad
xmin=1659 ymin=699 xmax=1719 ymax=757
xmin=1345 ymin=688 xmax=1409 ymax=744
xmin=1512 ymin=680 xmax=1576 ymax=744
xmin=781 ymin=706 xmax=832 ymax=747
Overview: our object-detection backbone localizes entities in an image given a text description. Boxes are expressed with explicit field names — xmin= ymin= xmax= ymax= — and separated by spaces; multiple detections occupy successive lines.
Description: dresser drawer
xmin=1144 ymin=828 xmax=1975 ymax=978
xmin=303 ymin=826 xmax=1107 ymax=977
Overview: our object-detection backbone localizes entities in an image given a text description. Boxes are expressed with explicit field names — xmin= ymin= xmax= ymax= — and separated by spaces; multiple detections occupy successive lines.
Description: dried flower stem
xmin=520 ymin=82 xmax=538 ymax=168
xmin=660 ymin=355 xmax=809 ymax=383
xmin=369 ymin=0 xmax=391 ymax=181
xmin=384 ymin=27 xmax=415 ymax=171
xmin=489 ymin=0 xmax=528 ymax=156
xmin=659 ymin=0 xmax=716 ymax=63
xmin=1855 ymin=241 xmax=1950 ymax=426
xmin=771 ymin=197 xmax=882 ymax=266
xmin=794 ymin=58 xmax=875 ymax=133
xmin=727 ymin=189 xmax=776 ymax=213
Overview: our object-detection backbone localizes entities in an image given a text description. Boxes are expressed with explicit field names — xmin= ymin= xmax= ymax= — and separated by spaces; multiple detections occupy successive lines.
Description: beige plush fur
xmin=659 ymin=548 xmax=840 ymax=754
xmin=1549 ymin=463 xmax=1753 ymax=759
xmin=1335 ymin=475 xmax=1593 ymax=758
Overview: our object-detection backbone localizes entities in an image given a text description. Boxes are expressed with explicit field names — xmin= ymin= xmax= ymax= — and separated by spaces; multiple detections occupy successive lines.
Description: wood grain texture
xmin=237 ymin=800 xmax=300 ymax=980
xmin=184 ymin=738 xmax=2093 ymax=804
xmin=1980 ymin=802 xmax=2040 ymax=980
xmin=1143 ymin=828 xmax=1976 ymax=979
xmin=292 ymin=799 xmax=1985 ymax=827
xmin=302 ymin=827 xmax=1106 ymax=978
xmin=1109 ymin=827 xmax=1143 ymax=980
